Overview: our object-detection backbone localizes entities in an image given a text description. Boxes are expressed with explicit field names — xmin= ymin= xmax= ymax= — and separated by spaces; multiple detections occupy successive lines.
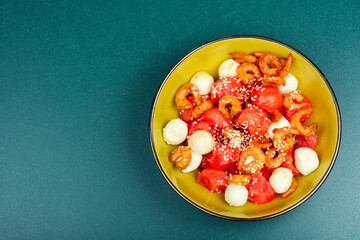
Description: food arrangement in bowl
xmin=163 ymin=50 xmax=320 ymax=207
xmin=150 ymin=36 xmax=340 ymax=220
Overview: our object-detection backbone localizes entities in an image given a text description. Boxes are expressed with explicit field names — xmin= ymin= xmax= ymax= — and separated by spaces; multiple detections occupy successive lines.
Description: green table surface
xmin=1 ymin=0 xmax=359 ymax=239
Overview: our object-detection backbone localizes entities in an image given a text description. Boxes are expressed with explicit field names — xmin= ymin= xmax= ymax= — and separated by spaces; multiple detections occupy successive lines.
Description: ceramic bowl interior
xmin=150 ymin=35 xmax=341 ymax=221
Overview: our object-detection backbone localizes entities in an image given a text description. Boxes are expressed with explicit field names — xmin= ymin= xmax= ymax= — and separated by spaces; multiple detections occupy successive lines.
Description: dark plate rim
xmin=148 ymin=35 xmax=342 ymax=221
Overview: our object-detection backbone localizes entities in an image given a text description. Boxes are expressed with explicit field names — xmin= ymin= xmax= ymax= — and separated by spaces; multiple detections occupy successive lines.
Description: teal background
xmin=0 ymin=0 xmax=358 ymax=239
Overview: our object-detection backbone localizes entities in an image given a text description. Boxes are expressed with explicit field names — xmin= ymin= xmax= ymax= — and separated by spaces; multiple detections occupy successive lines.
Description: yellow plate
xmin=149 ymin=35 xmax=341 ymax=221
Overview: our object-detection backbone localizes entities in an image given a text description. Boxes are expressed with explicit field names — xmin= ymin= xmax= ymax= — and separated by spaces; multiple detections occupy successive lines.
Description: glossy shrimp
xmin=227 ymin=174 xmax=252 ymax=185
xmin=258 ymin=53 xmax=282 ymax=76
xmin=278 ymin=53 xmax=294 ymax=78
xmin=236 ymin=63 xmax=261 ymax=85
xmin=282 ymin=177 xmax=297 ymax=198
xmin=290 ymin=108 xmax=318 ymax=136
xmin=170 ymin=146 xmax=191 ymax=170
xmin=273 ymin=127 xmax=296 ymax=152
xmin=279 ymin=58 xmax=287 ymax=67
xmin=252 ymin=51 xmax=265 ymax=57
xmin=218 ymin=95 xmax=242 ymax=118
xmin=284 ymin=91 xmax=308 ymax=110
xmin=229 ymin=52 xmax=257 ymax=63
xmin=261 ymin=76 xmax=286 ymax=86
xmin=192 ymin=100 xmax=213 ymax=119
xmin=175 ymin=83 xmax=201 ymax=110
xmin=265 ymin=148 xmax=285 ymax=169
xmin=250 ymin=135 xmax=273 ymax=149
xmin=238 ymin=146 xmax=266 ymax=174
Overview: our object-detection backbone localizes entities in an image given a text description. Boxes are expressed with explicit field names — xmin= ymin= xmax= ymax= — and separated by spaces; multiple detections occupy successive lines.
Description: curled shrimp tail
xmin=284 ymin=91 xmax=308 ymax=110
xmin=282 ymin=177 xmax=297 ymax=198
xmin=192 ymin=100 xmax=213 ymax=119
xmin=290 ymin=108 xmax=317 ymax=136
xmin=170 ymin=146 xmax=191 ymax=170
xmin=238 ymin=146 xmax=266 ymax=174
xmin=175 ymin=83 xmax=201 ymax=110
xmin=218 ymin=95 xmax=242 ymax=118
xmin=278 ymin=53 xmax=294 ymax=78
xmin=262 ymin=76 xmax=286 ymax=86
xmin=279 ymin=58 xmax=287 ymax=67
xmin=237 ymin=63 xmax=261 ymax=85
xmin=229 ymin=52 xmax=257 ymax=63
xmin=258 ymin=53 xmax=281 ymax=76
xmin=227 ymin=174 xmax=252 ymax=185
xmin=273 ymin=127 xmax=296 ymax=152
xmin=250 ymin=135 xmax=273 ymax=149
xmin=253 ymin=51 xmax=265 ymax=57
xmin=265 ymin=148 xmax=285 ymax=169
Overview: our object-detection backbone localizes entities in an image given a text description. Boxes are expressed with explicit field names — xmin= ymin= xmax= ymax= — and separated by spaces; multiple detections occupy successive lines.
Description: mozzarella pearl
xmin=162 ymin=118 xmax=188 ymax=145
xmin=190 ymin=71 xmax=214 ymax=95
xmin=188 ymin=130 xmax=216 ymax=155
xmin=267 ymin=117 xmax=291 ymax=139
xmin=218 ymin=59 xmax=240 ymax=78
xmin=269 ymin=167 xmax=293 ymax=194
xmin=278 ymin=73 xmax=298 ymax=94
xmin=294 ymin=147 xmax=319 ymax=176
xmin=225 ymin=183 xmax=248 ymax=207
xmin=181 ymin=151 xmax=202 ymax=173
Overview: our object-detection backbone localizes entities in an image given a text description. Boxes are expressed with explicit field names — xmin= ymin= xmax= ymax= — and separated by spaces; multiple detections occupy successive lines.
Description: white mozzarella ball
xmin=190 ymin=71 xmax=214 ymax=95
xmin=267 ymin=117 xmax=291 ymax=139
xmin=278 ymin=73 xmax=298 ymax=94
xmin=218 ymin=59 xmax=240 ymax=78
xmin=269 ymin=167 xmax=293 ymax=194
xmin=225 ymin=183 xmax=248 ymax=207
xmin=294 ymin=147 xmax=319 ymax=176
xmin=188 ymin=130 xmax=215 ymax=155
xmin=163 ymin=119 xmax=188 ymax=145
xmin=181 ymin=151 xmax=202 ymax=173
